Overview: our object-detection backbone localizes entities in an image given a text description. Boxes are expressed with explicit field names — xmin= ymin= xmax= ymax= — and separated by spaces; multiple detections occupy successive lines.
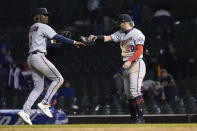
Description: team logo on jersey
xmin=138 ymin=37 xmax=144 ymax=43
xmin=120 ymin=37 xmax=132 ymax=46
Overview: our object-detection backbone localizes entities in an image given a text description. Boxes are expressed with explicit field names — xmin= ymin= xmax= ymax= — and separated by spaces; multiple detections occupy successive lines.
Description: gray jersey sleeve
xmin=134 ymin=30 xmax=145 ymax=45
xmin=42 ymin=24 xmax=57 ymax=39
xmin=110 ymin=31 xmax=122 ymax=43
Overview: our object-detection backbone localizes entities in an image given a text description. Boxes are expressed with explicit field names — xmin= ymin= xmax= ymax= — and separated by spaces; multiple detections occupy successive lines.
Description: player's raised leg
xmin=33 ymin=54 xmax=64 ymax=117
xmin=18 ymin=110 xmax=33 ymax=125
xmin=18 ymin=57 xmax=44 ymax=125
xmin=23 ymin=70 xmax=44 ymax=114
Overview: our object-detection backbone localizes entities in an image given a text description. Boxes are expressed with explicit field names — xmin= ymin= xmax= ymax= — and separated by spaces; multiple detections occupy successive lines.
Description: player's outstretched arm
xmin=88 ymin=35 xmax=112 ymax=42
xmin=104 ymin=36 xmax=112 ymax=42
xmin=53 ymin=34 xmax=86 ymax=47
xmin=79 ymin=35 xmax=112 ymax=46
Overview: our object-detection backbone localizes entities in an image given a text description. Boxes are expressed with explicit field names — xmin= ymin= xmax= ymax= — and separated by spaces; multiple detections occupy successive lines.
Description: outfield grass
xmin=1 ymin=124 xmax=197 ymax=131
xmin=0 ymin=123 xmax=197 ymax=128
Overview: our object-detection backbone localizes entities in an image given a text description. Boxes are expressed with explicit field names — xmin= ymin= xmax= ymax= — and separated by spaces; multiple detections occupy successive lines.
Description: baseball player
xmin=85 ymin=14 xmax=146 ymax=123
xmin=18 ymin=8 xmax=85 ymax=125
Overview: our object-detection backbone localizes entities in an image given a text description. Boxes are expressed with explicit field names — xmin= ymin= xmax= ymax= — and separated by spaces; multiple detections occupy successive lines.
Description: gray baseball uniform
xmin=23 ymin=22 xmax=64 ymax=115
xmin=111 ymin=28 xmax=146 ymax=99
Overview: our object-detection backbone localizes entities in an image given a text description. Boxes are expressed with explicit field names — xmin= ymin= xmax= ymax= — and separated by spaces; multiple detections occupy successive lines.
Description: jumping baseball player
xmin=18 ymin=8 xmax=85 ymax=125
xmin=82 ymin=14 xmax=146 ymax=123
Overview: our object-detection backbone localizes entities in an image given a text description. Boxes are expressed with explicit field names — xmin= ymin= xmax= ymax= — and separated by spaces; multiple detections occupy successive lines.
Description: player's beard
xmin=41 ymin=19 xmax=48 ymax=24
xmin=45 ymin=20 xmax=48 ymax=24
xmin=119 ymin=25 xmax=123 ymax=31
xmin=43 ymin=17 xmax=48 ymax=24
xmin=120 ymin=26 xmax=126 ymax=32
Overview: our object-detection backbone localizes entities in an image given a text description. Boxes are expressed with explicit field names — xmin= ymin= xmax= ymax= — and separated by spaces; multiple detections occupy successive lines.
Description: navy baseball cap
xmin=118 ymin=14 xmax=132 ymax=23
xmin=36 ymin=8 xmax=50 ymax=15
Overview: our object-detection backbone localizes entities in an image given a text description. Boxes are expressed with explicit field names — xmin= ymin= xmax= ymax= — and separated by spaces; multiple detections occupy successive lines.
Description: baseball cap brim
xmin=43 ymin=12 xmax=51 ymax=16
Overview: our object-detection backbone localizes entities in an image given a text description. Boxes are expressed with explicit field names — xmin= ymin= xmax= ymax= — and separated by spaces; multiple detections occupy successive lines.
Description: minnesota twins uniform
xmin=111 ymin=28 xmax=146 ymax=99
xmin=23 ymin=22 xmax=64 ymax=115
xmin=84 ymin=14 xmax=146 ymax=123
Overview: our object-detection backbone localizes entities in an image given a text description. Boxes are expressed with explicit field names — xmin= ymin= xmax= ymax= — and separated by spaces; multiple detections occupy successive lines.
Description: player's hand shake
xmin=79 ymin=35 xmax=97 ymax=46
xmin=74 ymin=41 xmax=86 ymax=48
xmin=88 ymin=35 xmax=97 ymax=42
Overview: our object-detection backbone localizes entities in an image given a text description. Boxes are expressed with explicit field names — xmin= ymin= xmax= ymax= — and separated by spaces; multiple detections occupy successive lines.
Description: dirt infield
xmin=1 ymin=127 xmax=197 ymax=131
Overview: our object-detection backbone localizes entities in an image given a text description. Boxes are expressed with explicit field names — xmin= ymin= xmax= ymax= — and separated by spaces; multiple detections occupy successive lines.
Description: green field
xmin=0 ymin=123 xmax=197 ymax=128
xmin=1 ymin=124 xmax=197 ymax=131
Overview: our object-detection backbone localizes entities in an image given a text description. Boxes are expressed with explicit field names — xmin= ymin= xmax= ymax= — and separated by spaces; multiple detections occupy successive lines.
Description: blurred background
xmin=0 ymin=0 xmax=197 ymax=116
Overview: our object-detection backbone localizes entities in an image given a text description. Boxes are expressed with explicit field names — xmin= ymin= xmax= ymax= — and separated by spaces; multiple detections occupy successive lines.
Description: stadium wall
xmin=68 ymin=114 xmax=197 ymax=124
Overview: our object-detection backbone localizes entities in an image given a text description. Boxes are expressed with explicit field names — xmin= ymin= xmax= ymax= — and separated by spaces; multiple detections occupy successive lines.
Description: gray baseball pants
xmin=23 ymin=52 xmax=64 ymax=115
xmin=123 ymin=59 xmax=146 ymax=99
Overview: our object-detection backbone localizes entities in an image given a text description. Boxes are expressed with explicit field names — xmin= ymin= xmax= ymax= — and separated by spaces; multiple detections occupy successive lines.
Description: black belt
xmin=31 ymin=50 xmax=45 ymax=54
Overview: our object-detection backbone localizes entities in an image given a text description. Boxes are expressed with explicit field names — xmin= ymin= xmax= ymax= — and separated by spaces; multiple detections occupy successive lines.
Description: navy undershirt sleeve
xmin=53 ymin=34 xmax=74 ymax=45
